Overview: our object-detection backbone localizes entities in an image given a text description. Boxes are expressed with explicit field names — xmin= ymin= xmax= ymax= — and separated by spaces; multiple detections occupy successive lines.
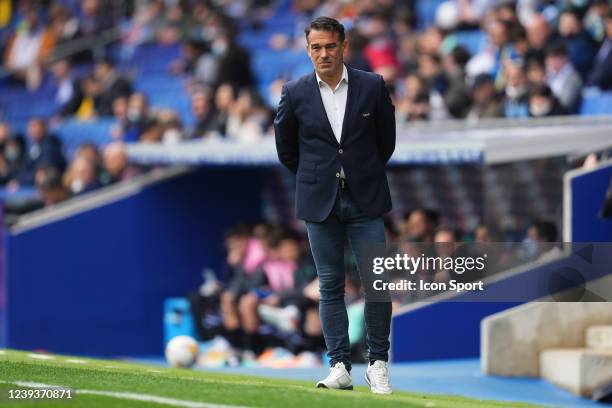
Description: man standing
xmin=274 ymin=17 xmax=395 ymax=394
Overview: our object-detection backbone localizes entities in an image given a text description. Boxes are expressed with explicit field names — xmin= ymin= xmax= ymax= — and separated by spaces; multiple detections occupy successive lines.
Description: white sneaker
xmin=365 ymin=360 xmax=392 ymax=394
xmin=316 ymin=362 xmax=353 ymax=390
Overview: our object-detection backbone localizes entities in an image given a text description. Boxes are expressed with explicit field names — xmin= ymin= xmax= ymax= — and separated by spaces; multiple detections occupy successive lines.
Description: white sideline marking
xmin=65 ymin=359 xmax=87 ymax=364
xmin=27 ymin=353 xmax=55 ymax=360
xmin=0 ymin=381 xmax=250 ymax=408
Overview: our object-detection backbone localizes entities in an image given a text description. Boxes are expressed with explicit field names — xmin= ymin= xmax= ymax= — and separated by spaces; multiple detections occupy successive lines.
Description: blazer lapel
xmin=339 ymin=66 xmax=360 ymax=145
xmin=308 ymin=72 xmax=338 ymax=145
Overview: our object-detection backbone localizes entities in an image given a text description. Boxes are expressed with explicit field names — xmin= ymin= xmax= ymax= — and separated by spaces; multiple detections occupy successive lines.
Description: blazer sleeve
xmin=274 ymin=84 xmax=299 ymax=173
xmin=374 ymin=76 xmax=396 ymax=164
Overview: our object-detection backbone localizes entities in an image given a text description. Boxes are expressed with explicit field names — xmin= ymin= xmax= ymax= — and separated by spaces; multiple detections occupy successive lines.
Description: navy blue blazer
xmin=274 ymin=66 xmax=396 ymax=222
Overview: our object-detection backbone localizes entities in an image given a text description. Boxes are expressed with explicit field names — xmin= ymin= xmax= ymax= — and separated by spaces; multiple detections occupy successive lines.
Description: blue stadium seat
xmin=415 ymin=0 xmax=447 ymax=30
xmin=580 ymin=92 xmax=612 ymax=115
xmin=454 ymin=30 xmax=486 ymax=55
xmin=54 ymin=119 xmax=115 ymax=158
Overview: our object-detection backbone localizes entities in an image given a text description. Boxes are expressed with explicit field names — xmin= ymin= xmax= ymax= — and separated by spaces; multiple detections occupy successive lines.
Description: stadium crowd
xmin=0 ymin=0 xmax=611 ymax=207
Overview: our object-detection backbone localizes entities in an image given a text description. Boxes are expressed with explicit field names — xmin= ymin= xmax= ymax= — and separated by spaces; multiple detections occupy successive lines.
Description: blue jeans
xmin=305 ymin=182 xmax=391 ymax=371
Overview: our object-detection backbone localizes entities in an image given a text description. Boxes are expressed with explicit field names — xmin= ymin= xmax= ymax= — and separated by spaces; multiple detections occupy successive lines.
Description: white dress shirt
xmin=316 ymin=64 xmax=348 ymax=144
xmin=316 ymin=64 xmax=348 ymax=177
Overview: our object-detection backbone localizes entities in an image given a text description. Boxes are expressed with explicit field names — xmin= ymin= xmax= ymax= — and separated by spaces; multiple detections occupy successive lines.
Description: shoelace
xmin=371 ymin=363 xmax=389 ymax=386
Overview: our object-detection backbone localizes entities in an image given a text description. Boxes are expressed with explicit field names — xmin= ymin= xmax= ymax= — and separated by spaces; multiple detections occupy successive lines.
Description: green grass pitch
xmin=0 ymin=349 xmax=544 ymax=407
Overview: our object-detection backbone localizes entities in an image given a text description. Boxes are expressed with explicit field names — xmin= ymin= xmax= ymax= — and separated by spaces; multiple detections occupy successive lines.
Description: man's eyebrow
xmin=309 ymin=41 xmax=338 ymax=47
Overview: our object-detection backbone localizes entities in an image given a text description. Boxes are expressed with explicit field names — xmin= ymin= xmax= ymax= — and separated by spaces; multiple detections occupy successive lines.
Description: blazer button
xmin=335 ymin=172 xmax=340 ymax=178
xmin=338 ymin=148 xmax=343 ymax=154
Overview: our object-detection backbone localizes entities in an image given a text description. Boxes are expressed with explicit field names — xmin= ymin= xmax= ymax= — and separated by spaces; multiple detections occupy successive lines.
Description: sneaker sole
xmin=316 ymin=382 xmax=353 ymax=391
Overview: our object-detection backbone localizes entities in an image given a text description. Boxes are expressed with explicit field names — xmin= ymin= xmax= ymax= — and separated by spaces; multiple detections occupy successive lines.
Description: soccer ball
xmin=165 ymin=335 xmax=199 ymax=368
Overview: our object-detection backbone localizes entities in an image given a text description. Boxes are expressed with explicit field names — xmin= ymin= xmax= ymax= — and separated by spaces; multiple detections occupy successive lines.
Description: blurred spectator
xmin=3 ymin=8 xmax=55 ymax=89
xmin=35 ymin=165 xmax=69 ymax=206
xmin=50 ymin=59 xmax=78 ymax=110
xmin=199 ymin=30 xmax=254 ymax=90
xmin=545 ymin=41 xmax=582 ymax=113
xmin=102 ymin=142 xmax=140 ymax=184
xmin=401 ymin=209 xmax=440 ymax=243
xmin=75 ymin=74 xmax=101 ymax=120
xmin=586 ymin=9 xmax=612 ymax=90
xmin=170 ymin=40 xmax=207 ymax=76
xmin=190 ymin=89 xmax=218 ymax=139
xmin=93 ymin=59 xmax=132 ymax=117
xmin=0 ymin=122 xmax=25 ymax=184
xmin=520 ymin=220 xmax=561 ymax=262
xmin=65 ymin=155 xmax=100 ymax=195
xmin=12 ymin=118 xmax=65 ymax=187
xmin=398 ymin=73 xmax=432 ymax=121
xmin=525 ymin=14 xmax=555 ymax=63
xmin=466 ymin=19 xmax=512 ymax=80
xmin=466 ymin=73 xmax=504 ymax=120
xmin=525 ymin=55 xmax=546 ymax=84
xmin=226 ymin=88 xmax=269 ymax=143
xmin=443 ymin=45 xmax=472 ymax=118
xmin=504 ymin=61 xmax=529 ymax=118
xmin=585 ymin=0 xmax=610 ymax=43
xmin=209 ymin=82 xmax=235 ymax=136
xmin=78 ymin=0 xmax=115 ymax=37
xmin=557 ymin=8 xmax=597 ymax=80
xmin=344 ymin=29 xmax=372 ymax=72
xmin=528 ymin=83 xmax=566 ymax=117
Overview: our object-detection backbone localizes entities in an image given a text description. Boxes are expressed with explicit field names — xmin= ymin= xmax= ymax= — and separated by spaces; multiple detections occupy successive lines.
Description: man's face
xmin=306 ymin=29 xmax=347 ymax=78
xmin=27 ymin=120 xmax=46 ymax=142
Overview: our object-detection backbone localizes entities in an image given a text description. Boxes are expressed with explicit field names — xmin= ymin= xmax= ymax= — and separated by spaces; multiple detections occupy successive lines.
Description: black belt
xmin=339 ymin=178 xmax=347 ymax=190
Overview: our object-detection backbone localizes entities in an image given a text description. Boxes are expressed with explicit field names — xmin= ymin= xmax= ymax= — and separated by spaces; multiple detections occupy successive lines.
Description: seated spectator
xmin=50 ymin=59 xmax=80 ymax=113
xmin=219 ymin=225 xmax=267 ymax=354
xmin=397 ymin=73 xmax=430 ymax=121
xmin=64 ymin=155 xmax=101 ymax=195
xmin=528 ymin=83 xmax=566 ymax=117
xmin=519 ymin=220 xmax=561 ymax=262
xmin=405 ymin=91 xmax=431 ymax=121
xmin=400 ymin=208 xmax=440 ymax=243
xmin=211 ymin=83 xmax=236 ymax=136
xmin=525 ymin=14 xmax=555 ymax=63
xmin=190 ymin=89 xmax=218 ymax=139
xmin=584 ymin=0 xmax=610 ymax=43
xmin=93 ymin=59 xmax=132 ymax=117
xmin=12 ymin=118 xmax=65 ymax=188
xmin=102 ymin=142 xmax=141 ymax=184
xmin=35 ymin=165 xmax=69 ymax=206
xmin=226 ymin=88 xmax=270 ymax=143
xmin=170 ymin=40 xmax=207 ymax=76
xmin=525 ymin=55 xmax=546 ymax=85
xmin=74 ymin=74 xmax=101 ymax=120
xmin=0 ymin=122 xmax=25 ymax=185
xmin=557 ymin=8 xmax=597 ymax=80
xmin=545 ymin=41 xmax=582 ymax=113
xmin=466 ymin=73 xmax=504 ymax=120
xmin=3 ymin=9 xmax=55 ymax=90
xmin=503 ymin=61 xmax=529 ymax=118
xmin=238 ymin=228 xmax=318 ymax=355
xmin=587 ymin=9 xmax=612 ymax=90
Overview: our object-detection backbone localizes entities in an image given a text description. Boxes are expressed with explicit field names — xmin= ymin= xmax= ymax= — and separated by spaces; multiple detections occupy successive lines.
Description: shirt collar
xmin=316 ymin=64 xmax=348 ymax=90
